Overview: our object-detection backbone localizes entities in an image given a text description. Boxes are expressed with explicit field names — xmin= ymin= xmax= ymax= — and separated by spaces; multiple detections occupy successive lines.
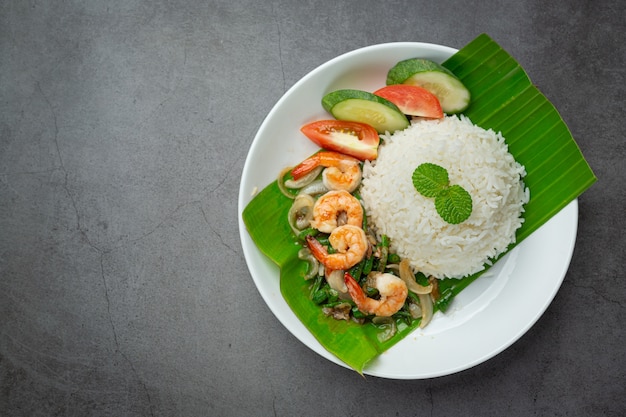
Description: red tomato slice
xmin=373 ymin=85 xmax=444 ymax=119
xmin=300 ymin=120 xmax=380 ymax=161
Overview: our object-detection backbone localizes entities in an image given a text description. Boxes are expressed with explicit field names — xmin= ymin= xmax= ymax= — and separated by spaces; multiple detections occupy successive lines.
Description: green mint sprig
xmin=412 ymin=163 xmax=472 ymax=224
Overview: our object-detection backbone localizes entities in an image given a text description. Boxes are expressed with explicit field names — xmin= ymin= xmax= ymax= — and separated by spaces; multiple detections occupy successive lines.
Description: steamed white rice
xmin=360 ymin=115 xmax=529 ymax=279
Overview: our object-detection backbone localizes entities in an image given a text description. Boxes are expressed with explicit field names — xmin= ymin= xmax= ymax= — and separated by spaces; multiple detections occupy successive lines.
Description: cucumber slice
xmin=386 ymin=58 xmax=471 ymax=114
xmin=322 ymin=89 xmax=409 ymax=134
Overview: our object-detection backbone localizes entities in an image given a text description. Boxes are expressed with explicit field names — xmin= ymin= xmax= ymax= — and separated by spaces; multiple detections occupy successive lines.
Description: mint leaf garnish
xmin=412 ymin=163 xmax=473 ymax=224
xmin=411 ymin=163 xmax=449 ymax=198
xmin=435 ymin=185 xmax=472 ymax=224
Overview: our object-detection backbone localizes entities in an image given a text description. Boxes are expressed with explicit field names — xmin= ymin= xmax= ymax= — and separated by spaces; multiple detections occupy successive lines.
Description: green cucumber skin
xmin=322 ymin=89 xmax=401 ymax=114
xmin=386 ymin=58 xmax=456 ymax=85
xmin=386 ymin=58 xmax=471 ymax=114
xmin=322 ymin=89 xmax=409 ymax=133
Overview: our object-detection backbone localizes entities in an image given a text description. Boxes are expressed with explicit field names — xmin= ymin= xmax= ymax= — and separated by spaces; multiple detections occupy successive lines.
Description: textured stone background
xmin=1 ymin=0 xmax=624 ymax=416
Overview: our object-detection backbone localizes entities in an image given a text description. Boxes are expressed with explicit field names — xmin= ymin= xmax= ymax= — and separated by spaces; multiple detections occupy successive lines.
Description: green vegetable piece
xmin=386 ymin=58 xmax=471 ymax=114
xmin=321 ymin=89 xmax=409 ymax=134
xmin=327 ymin=289 xmax=339 ymax=303
xmin=414 ymin=271 xmax=429 ymax=287
xmin=312 ymin=288 xmax=328 ymax=305
xmin=309 ymin=275 xmax=324 ymax=296
xmin=411 ymin=163 xmax=450 ymax=197
xmin=352 ymin=306 xmax=367 ymax=319
xmin=297 ymin=227 xmax=319 ymax=241
xmin=435 ymin=185 xmax=473 ymax=224
xmin=412 ymin=163 xmax=473 ymax=224
xmin=362 ymin=255 xmax=374 ymax=275
xmin=349 ymin=259 xmax=365 ymax=281
xmin=365 ymin=287 xmax=379 ymax=298
xmin=387 ymin=253 xmax=401 ymax=264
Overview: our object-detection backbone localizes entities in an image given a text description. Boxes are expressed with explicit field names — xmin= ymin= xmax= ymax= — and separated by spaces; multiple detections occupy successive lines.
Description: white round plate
xmin=237 ymin=42 xmax=578 ymax=379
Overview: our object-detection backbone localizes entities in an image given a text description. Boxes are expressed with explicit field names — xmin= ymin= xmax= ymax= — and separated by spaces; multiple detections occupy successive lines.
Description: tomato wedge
xmin=300 ymin=120 xmax=380 ymax=161
xmin=373 ymin=85 xmax=444 ymax=119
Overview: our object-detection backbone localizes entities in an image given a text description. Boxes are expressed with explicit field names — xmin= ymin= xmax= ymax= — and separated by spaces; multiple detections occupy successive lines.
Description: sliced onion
xmin=429 ymin=276 xmax=440 ymax=301
xmin=277 ymin=165 xmax=324 ymax=199
xmin=398 ymin=259 xmax=433 ymax=295
xmin=298 ymin=248 xmax=319 ymax=280
xmin=418 ymin=292 xmax=433 ymax=328
xmin=277 ymin=166 xmax=296 ymax=199
xmin=326 ymin=269 xmax=349 ymax=298
xmin=284 ymin=166 xmax=323 ymax=188
xmin=408 ymin=301 xmax=422 ymax=319
xmin=372 ymin=316 xmax=397 ymax=342
xmin=298 ymin=179 xmax=328 ymax=196
xmin=288 ymin=193 xmax=315 ymax=235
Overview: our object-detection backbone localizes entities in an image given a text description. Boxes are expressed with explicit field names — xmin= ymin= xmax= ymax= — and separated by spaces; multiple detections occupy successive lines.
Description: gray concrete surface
xmin=1 ymin=0 xmax=624 ymax=416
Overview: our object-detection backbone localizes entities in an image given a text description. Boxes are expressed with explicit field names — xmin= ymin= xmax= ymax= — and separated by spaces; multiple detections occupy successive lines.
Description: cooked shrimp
xmin=344 ymin=272 xmax=408 ymax=317
xmin=310 ymin=190 xmax=363 ymax=233
xmin=306 ymin=224 xmax=368 ymax=270
xmin=291 ymin=151 xmax=362 ymax=192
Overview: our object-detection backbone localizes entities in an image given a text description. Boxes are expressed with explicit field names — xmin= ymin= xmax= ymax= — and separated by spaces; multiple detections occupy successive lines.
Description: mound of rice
xmin=360 ymin=115 xmax=529 ymax=279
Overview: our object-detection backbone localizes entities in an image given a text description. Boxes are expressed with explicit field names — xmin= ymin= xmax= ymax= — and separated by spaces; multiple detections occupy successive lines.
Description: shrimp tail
xmin=344 ymin=272 xmax=366 ymax=306
xmin=291 ymin=151 xmax=359 ymax=181
xmin=318 ymin=151 xmax=359 ymax=166
xmin=306 ymin=235 xmax=328 ymax=263
xmin=291 ymin=154 xmax=320 ymax=180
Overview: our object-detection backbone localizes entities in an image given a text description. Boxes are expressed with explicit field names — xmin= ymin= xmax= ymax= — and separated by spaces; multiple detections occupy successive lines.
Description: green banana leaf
xmin=241 ymin=33 xmax=596 ymax=374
